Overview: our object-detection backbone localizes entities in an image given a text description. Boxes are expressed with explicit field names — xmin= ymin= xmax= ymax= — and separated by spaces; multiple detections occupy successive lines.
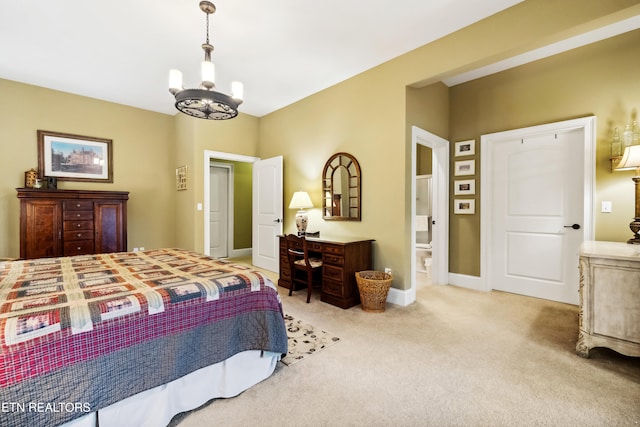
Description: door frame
xmin=203 ymin=150 xmax=258 ymax=257
xmin=209 ymin=162 xmax=234 ymax=258
xmin=406 ymin=126 xmax=449 ymax=303
xmin=479 ymin=116 xmax=595 ymax=293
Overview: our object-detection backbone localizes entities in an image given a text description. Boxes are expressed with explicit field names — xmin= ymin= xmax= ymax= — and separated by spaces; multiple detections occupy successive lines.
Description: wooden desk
xmin=278 ymin=236 xmax=374 ymax=309
xmin=576 ymin=241 xmax=640 ymax=358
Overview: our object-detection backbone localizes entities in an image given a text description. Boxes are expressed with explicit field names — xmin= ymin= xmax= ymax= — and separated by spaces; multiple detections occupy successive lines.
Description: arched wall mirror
xmin=322 ymin=152 xmax=361 ymax=221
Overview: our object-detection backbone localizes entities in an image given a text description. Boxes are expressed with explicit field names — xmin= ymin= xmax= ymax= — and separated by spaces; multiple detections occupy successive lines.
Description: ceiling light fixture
xmin=168 ymin=1 xmax=243 ymax=120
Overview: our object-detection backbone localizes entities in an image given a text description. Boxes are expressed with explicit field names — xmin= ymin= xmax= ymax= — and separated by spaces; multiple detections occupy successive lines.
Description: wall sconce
xmin=289 ymin=191 xmax=313 ymax=235
xmin=614 ymin=144 xmax=640 ymax=244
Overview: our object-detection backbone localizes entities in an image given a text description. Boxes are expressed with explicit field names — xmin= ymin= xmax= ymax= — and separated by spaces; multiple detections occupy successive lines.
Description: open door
xmin=252 ymin=156 xmax=283 ymax=272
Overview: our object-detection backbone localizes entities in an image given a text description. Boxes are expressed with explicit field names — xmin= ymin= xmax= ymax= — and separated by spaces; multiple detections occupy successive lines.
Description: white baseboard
xmin=448 ymin=273 xmax=485 ymax=292
xmin=387 ymin=287 xmax=415 ymax=307
xmin=230 ymin=248 xmax=252 ymax=258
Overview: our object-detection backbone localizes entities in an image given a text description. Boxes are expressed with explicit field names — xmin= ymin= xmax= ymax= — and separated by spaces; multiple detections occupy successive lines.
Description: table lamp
xmin=614 ymin=144 xmax=640 ymax=244
xmin=289 ymin=191 xmax=313 ymax=235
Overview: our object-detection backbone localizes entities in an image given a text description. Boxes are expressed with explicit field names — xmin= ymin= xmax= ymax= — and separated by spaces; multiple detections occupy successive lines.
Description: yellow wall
xmin=448 ymin=29 xmax=640 ymax=276
xmin=0 ymin=79 xmax=176 ymax=258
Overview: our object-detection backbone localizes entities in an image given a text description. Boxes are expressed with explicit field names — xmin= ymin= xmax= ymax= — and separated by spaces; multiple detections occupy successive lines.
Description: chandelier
xmin=169 ymin=1 xmax=243 ymax=120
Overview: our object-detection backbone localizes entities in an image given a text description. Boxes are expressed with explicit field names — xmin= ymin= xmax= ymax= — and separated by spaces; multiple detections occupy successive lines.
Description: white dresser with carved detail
xmin=576 ymin=241 xmax=640 ymax=358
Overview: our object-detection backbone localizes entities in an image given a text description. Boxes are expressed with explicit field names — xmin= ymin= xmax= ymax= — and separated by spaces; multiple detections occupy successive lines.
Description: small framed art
xmin=454 ymin=140 xmax=475 ymax=157
xmin=454 ymin=179 xmax=475 ymax=195
xmin=176 ymin=166 xmax=187 ymax=191
xmin=454 ymin=199 xmax=475 ymax=214
xmin=454 ymin=159 xmax=475 ymax=176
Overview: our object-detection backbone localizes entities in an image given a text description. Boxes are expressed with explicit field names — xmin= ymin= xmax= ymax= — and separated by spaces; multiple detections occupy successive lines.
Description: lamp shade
xmin=289 ymin=191 xmax=313 ymax=209
xmin=615 ymin=145 xmax=640 ymax=172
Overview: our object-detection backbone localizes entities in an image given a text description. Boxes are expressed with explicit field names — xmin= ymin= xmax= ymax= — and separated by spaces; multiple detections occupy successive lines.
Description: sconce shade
xmin=289 ymin=191 xmax=313 ymax=209
xmin=615 ymin=145 xmax=640 ymax=173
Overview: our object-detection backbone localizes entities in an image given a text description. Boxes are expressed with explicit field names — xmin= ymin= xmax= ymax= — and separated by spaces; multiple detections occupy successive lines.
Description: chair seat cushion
xmin=294 ymin=258 xmax=323 ymax=268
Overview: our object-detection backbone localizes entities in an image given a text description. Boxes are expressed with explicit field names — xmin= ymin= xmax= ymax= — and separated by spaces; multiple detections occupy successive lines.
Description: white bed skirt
xmin=62 ymin=350 xmax=280 ymax=427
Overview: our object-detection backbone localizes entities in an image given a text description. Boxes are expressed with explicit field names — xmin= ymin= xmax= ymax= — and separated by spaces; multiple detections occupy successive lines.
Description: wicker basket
xmin=355 ymin=270 xmax=393 ymax=313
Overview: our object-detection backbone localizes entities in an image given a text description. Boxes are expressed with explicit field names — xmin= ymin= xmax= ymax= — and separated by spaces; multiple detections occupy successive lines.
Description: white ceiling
xmin=0 ymin=1 xmax=636 ymax=118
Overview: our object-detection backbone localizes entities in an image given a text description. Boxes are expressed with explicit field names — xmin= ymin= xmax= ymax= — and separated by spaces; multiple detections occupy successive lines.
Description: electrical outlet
xmin=133 ymin=247 xmax=139 ymax=252
xmin=384 ymin=268 xmax=392 ymax=275
xmin=139 ymin=247 xmax=145 ymax=251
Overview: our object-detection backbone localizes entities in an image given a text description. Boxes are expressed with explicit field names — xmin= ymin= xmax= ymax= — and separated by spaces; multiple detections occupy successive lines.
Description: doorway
xmin=409 ymin=126 xmax=449 ymax=303
xmin=203 ymin=151 xmax=258 ymax=259
xmin=209 ymin=163 xmax=232 ymax=258
xmin=480 ymin=117 xmax=595 ymax=304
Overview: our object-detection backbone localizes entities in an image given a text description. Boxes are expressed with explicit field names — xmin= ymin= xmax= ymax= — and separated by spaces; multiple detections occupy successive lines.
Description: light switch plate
xmin=601 ymin=201 xmax=612 ymax=213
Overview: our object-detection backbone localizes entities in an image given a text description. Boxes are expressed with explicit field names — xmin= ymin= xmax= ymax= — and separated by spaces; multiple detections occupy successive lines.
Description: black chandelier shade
xmin=174 ymin=89 xmax=241 ymax=120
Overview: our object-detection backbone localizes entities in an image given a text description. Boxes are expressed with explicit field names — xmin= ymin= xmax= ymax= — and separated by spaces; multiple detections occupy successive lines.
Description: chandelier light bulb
xmin=201 ymin=61 xmax=215 ymax=88
xmin=231 ymin=81 xmax=243 ymax=101
xmin=169 ymin=69 xmax=183 ymax=94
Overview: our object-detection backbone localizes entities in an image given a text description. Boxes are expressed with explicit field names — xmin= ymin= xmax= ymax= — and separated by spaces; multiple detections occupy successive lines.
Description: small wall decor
xmin=176 ymin=166 xmax=187 ymax=191
xmin=454 ymin=179 xmax=475 ymax=195
xmin=454 ymin=139 xmax=475 ymax=157
xmin=454 ymin=159 xmax=475 ymax=176
xmin=38 ymin=130 xmax=113 ymax=183
xmin=454 ymin=199 xmax=475 ymax=214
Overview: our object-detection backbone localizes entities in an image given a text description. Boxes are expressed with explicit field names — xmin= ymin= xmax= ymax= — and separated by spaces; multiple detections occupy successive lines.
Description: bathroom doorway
xmin=411 ymin=126 xmax=449 ymax=302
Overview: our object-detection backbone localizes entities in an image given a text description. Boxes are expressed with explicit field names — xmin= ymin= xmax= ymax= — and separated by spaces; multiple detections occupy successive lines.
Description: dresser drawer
xmin=63 ymin=210 xmax=94 ymax=221
xmin=322 ymin=278 xmax=344 ymax=298
xmin=63 ymin=200 xmax=93 ymax=211
xmin=64 ymin=240 xmax=95 ymax=256
xmin=64 ymin=229 xmax=94 ymax=241
xmin=323 ymin=244 xmax=344 ymax=255
xmin=323 ymin=253 xmax=344 ymax=266
xmin=64 ymin=220 xmax=94 ymax=231
xmin=323 ymin=264 xmax=344 ymax=281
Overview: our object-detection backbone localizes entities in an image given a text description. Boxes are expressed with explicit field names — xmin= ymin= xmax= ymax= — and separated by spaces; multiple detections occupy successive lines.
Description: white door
xmin=209 ymin=164 xmax=229 ymax=258
xmin=252 ymin=156 xmax=283 ymax=272
xmin=489 ymin=129 xmax=586 ymax=304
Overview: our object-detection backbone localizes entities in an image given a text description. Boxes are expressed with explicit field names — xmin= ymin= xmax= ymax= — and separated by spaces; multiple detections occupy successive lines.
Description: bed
xmin=0 ymin=248 xmax=288 ymax=427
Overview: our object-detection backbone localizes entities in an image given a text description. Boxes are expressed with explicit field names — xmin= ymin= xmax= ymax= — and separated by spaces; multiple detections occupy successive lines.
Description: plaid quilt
xmin=0 ymin=248 xmax=288 ymax=427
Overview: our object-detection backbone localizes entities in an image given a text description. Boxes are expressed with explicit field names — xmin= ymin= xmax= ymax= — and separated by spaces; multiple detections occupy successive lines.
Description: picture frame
xmin=454 ymin=179 xmax=475 ymax=195
xmin=454 ymin=140 xmax=475 ymax=157
xmin=454 ymin=159 xmax=475 ymax=176
xmin=176 ymin=166 xmax=187 ymax=191
xmin=454 ymin=199 xmax=475 ymax=214
xmin=38 ymin=130 xmax=113 ymax=183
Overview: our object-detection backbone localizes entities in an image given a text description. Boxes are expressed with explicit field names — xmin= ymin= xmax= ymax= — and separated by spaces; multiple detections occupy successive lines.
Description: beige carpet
xmin=173 ymin=272 xmax=640 ymax=426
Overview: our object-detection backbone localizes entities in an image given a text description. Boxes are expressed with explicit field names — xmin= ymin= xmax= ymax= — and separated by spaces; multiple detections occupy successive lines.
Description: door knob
xmin=564 ymin=224 xmax=581 ymax=230
xmin=273 ymin=218 xmax=282 ymax=223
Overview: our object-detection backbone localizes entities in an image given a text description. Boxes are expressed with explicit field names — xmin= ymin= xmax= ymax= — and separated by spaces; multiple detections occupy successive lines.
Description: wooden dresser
xmin=278 ymin=235 xmax=374 ymax=309
xmin=576 ymin=241 xmax=640 ymax=358
xmin=17 ymin=188 xmax=129 ymax=260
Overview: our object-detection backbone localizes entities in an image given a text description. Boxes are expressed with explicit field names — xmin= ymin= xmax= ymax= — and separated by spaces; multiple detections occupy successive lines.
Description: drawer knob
xmin=77 ymin=233 xmax=82 ymax=237
xmin=77 ymin=246 xmax=81 ymax=250
xmin=77 ymin=203 xmax=81 ymax=207
xmin=77 ymin=224 xmax=81 ymax=228
xmin=77 ymin=213 xmax=81 ymax=217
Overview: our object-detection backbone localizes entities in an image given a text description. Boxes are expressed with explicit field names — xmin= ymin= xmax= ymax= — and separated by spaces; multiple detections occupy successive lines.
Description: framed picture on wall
xmin=454 ymin=159 xmax=475 ymax=176
xmin=454 ymin=179 xmax=475 ymax=195
xmin=454 ymin=140 xmax=475 ymax=157
xmin=454 ymin=199 xmax=475 ymax=214
xmin=176 ymin=166 xmax=187 ymax=191
xmin=38 ymin=130 xmax=113 ymax=183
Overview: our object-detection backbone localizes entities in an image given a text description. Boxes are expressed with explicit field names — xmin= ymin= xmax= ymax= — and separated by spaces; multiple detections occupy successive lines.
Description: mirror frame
xmin=322 ymin=152 xmax=361 ymax=221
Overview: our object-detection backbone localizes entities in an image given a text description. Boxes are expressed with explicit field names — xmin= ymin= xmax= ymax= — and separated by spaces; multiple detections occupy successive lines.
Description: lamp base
xmin=295 ymin=210 xmax=308 ymax=236
xmin=628 ymin=217 xmax=640 ymax=244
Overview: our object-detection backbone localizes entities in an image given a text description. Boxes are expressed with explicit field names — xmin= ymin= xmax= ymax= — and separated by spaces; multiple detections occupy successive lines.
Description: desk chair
xmin=285 ymin=234 xmax=323 ymax=303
